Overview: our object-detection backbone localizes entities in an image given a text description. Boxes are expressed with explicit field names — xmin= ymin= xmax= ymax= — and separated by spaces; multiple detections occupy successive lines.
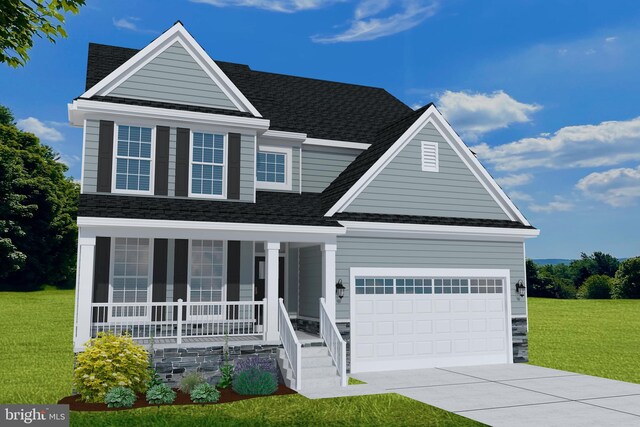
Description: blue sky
xmin=2 ymin=0 xmax=640 ymax=259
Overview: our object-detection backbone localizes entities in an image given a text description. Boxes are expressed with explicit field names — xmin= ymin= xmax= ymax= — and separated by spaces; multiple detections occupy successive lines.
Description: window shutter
xmin=421 ymin=141 xmax=439 ymax=172
xmin=96 ymin=121 xmax=114 ymax=192
xmin=175 ymin=128 xmax=190 ymax=197
xmin=227 ymin=133 xmax=241 ymax=200
xmin=155 ymin=126 xmax=170 ymax=196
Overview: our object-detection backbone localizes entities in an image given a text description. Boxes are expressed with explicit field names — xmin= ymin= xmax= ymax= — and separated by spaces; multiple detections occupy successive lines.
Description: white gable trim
xmin=81 ymin=23 xmax=262 ymax=117
xmin=325 ymin=105 xmax=531 ymax=226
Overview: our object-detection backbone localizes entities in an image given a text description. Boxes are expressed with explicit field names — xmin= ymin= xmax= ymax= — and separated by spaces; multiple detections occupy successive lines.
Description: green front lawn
xmin=528 ymin=297 xmax=640 ymax=384
xmin=0 ymin=289 xmax=481 ymax=426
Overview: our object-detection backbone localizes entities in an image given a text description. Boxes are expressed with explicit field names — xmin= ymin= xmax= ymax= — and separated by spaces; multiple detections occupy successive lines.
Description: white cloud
xmin=472 ymin=116 xmax=640 ymax=172
xmin=576 ymin=166 xmax=640 ymax=207
xmin=605 ymin=36 xmax=618 ymax=42
xmin=437 ymin=90 xmax=541 ymax=141
xmin=311 ymin=1 xmax=439 ymax=43
xmin=17 ymin=117 xmax=64 ymax=142
xmin=190 ymin=0 xmax=341 ymax=13
xmin=495 ymin=173 xmax=533 ymax=188
xmin=58 ymin=154 xmax=81 ymax=167
xmin=113 ymin=17 xmax=158 ymax=34
xmin=528 ymin=196 xmax=574 ymax=213
xmin=354 ymin=0 xmax=391 ymax=19
xmin=507 ymin=190 xmax=533 ymax=202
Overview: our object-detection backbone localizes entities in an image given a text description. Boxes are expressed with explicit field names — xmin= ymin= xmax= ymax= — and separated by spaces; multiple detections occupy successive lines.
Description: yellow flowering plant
xmin=73 ymin=332 xmax=151 ymax=403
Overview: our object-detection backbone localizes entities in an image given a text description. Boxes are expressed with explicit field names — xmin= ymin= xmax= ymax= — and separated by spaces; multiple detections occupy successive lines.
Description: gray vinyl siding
xmin=240 ymin=134 xmax=255 ymax=202
xmin=298 ymin=245 xmax=322 ymax=318
xmin=109 ymin=42 xmax=237 ymax=110
xmin=167 ymin=128 xmax=177 ymax=197
xmin=292 ymin=147 xmax=300 ymax=193
xmin=301 ymin=148 xmax=360 ymax=193
xmin=287 ymin=247 xmax=299 ymax=314
xmin=345 ymin=122 xmax=510 ymax=220
xmin=335 ymin=236 xmax=526 ymax=320
xmin=239 ymin=241 xmax=254 ymax=301
xmin=83 ymin=120 xmax=100 ymax=193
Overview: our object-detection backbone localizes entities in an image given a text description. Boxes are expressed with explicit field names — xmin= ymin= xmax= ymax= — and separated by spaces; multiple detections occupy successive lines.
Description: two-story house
xmin=69 ymin=22 xmax=538 ymax=390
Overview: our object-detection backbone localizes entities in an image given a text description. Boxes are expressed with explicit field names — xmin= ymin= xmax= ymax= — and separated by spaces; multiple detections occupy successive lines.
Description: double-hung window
xmin=190 ymin=240 xmax=224 ymax=316
xmin=191 ymin=132 xmax=225 ymax=197
xmin=111 ymin=238 xmax=151 ymax=318
xmin=114 ymin=125 xmax=153 ymax=193
xmin=256 ymin=146 xmax=292 ymax=190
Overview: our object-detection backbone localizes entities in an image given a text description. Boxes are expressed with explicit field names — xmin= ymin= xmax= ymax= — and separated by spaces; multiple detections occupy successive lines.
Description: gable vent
xmin=421 ymin=141 xmax=439 ymax=172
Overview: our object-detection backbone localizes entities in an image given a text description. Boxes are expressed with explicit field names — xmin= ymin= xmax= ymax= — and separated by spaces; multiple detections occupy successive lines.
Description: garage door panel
xmin=352 ymin=273 xmax=510 ymax=373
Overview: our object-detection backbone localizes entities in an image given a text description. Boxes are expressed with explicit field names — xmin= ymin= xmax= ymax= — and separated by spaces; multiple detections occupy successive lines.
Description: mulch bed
xmin=58 ymin=384 xmax=297 ymax=411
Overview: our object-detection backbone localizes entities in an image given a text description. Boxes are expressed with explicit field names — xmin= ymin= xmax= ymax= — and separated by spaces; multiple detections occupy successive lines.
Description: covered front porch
xmin=74 ymin=217 xmax=344 ymax=352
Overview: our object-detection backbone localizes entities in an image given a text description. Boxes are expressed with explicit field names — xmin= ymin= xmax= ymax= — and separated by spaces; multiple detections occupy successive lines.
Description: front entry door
xmin=254 ymin=256 xmax=285 ymax=302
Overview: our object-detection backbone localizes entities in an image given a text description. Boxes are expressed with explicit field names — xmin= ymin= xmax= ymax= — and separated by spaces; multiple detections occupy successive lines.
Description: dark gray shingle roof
xmin=84 ymin=43 xmax=412 ymax=144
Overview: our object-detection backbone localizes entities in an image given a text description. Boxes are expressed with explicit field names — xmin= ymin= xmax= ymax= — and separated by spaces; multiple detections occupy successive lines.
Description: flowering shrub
xmin=234 ymin=356 xmax=277 ymax=377
xmin=73 ymin=332 xmax=150 ymax=403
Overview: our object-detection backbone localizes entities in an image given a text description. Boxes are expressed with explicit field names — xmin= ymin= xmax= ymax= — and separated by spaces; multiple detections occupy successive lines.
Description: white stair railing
xmin=278 ymin=298 xmax=302 ymax=390
xmin=319 ymin=297 xmax=347 ymax=387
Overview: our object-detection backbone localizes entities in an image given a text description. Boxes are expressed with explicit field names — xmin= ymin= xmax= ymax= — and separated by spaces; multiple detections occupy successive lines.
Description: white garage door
xmin=350 ymin=268 xmax=512 ymax=373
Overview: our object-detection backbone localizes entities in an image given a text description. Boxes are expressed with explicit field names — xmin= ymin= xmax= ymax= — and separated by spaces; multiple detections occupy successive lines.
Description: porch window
xmin=111 ymin=238 xmax=150 ymax=317
xmin=190 ymin=240 xmax=224 ymax=315
xmin=190 ymin=132 xmax=225 ymax=197
xmin=114 ymin=125 xmax=153 ymax=193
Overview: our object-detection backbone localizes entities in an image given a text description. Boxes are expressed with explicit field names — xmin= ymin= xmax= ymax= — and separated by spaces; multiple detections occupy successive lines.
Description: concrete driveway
xmin=352 ymin=364 xmax=640 ymax=427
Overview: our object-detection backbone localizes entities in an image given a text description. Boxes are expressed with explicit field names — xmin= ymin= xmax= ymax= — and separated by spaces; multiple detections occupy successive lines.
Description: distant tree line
xmin=0 ymin=105 xmax=79 ymax=291
xmin=526 ymin=252 xmax=640 ymax=299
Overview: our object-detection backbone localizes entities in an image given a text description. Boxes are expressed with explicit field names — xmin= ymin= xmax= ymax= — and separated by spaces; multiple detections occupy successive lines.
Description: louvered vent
xmin=421 ymin=141 xmax=439 ymax=172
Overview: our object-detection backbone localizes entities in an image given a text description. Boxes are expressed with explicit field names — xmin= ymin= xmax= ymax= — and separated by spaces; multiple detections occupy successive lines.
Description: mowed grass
xmin=0 ymin=288 xmax=75 ymax=403
xmin=0 ymin=289 xmax=483 ymax=426
xmin=528 ymin=298 xmax=640 ymax=384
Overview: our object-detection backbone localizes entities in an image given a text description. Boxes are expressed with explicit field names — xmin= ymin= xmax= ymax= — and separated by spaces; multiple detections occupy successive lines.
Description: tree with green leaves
xmin=612 ymin=257 xmax=640 ymax=299
xmin=0 ymin=105 xmax=79 ymax=290
xmin=0 ymin=0 xmax=85 ymax=67
xmin=569 ymin=252 xmax=620 ymax=287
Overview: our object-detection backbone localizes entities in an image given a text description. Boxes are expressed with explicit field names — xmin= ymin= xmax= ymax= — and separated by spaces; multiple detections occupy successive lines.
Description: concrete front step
xmin=301 ymin=346 xmax=330 ymax=357
xmin=302 ymin=365 xmax=340 ymax=379
xmin=302 ymin=355 xmax=335 ymax=368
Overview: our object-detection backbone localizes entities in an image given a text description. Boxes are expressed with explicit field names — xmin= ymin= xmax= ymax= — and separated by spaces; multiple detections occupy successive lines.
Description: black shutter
xmin=227 ymin=241 xmax=241 ymax=301
xmin=97 ymin=121 xmax=114 ymax=193
xmin=175 ymin=128 xmax=190 ymax=197
xmin=173 ymin=239 xmax=189 ymax=321
xmin=227 ymin=133 xmax=241 ymax=200
xmin=92 ymin=237 xmax=110 ymax=323
xmin=154 ymin=126 xmax=170 ymax=196
xmin=152 ymin=239 xmax=168 ymax=321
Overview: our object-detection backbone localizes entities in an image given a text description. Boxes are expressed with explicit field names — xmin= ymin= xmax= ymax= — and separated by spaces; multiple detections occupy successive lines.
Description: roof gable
xmin=322 ymin=105 xmax=531 ymax=226
xmin=81 ymin=22 xmax=261 ymax=116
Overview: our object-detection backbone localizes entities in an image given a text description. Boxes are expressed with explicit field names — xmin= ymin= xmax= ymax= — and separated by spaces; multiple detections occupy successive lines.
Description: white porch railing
xmin=278 ymin=298 xmax=302 ymax=390
xmin=90 ymin=299 xmax=266 ymax=344
xmin=319 ymin=297 xmax=347 ymax=387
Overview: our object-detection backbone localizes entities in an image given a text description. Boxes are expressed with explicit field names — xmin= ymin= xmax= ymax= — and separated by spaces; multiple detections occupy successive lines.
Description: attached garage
xmin=349 ymin=268 xmax=513 ymax=373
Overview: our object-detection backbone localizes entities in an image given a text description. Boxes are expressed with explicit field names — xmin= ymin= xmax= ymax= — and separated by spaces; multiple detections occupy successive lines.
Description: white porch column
xmin=321 ymin=243 xmax=337 ymax=321
xmin=74 ymin=234 xmax=96 ymax=351
xmin=265 ymin=241 xmax=280 ymax=341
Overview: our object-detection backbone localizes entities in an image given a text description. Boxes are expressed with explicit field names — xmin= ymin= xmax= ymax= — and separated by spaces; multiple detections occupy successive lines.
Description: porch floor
xmin=133 ymin=330 xmax=323 ymax=348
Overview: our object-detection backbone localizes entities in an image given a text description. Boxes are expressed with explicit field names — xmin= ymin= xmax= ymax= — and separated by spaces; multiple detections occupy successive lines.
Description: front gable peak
xmin=81 ymin=22 xmax=261 ymax=117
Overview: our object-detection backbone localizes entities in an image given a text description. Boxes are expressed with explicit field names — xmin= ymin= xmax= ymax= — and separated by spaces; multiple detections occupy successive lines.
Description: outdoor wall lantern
xmin=515 ymin=280 xmax=526 ymax=298
xmin=336 ymin=279 xmax=346 ymax=300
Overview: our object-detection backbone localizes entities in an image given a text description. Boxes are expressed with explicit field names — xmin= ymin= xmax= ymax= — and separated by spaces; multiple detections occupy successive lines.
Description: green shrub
xmin=146 ymin=367 xmax=163 ymax=389
xmin=74 ymin=332 xmax=150 ymax=403
xmin=578 ymin=275 xmax=612 ymax=299
xmin=554 ymin=278 xmax=577 ymax=299
xmin=104 ymin=386 xmax=136 ymax=408
xmin=146 ymin=384 xmax=176 ymax=405
xmin=179 ymin=372 xmax=205 ymax=394
xmin=232 ymin=367 xmax=278 ymax=396
xmin=190 ymin=383 xmax=220 ymax=403
xmin=612 ymin=257 xmax=640 ymax=299
xmin=217 ymin=364 xmax=233 ymax=389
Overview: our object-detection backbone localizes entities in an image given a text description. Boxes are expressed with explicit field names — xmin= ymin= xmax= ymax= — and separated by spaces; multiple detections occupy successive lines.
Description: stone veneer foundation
xmin=512 ymin=317 xmax=528 ymax=363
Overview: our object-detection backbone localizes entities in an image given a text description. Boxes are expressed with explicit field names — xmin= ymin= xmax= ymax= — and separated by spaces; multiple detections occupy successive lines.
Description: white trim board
xmin=339 ymin=221 xmax=539 ymax=242
xmin=68 ymin=99 xmax=270 ymax=130
xmin=325 ymin=105 xmax=531 ymax=226
xmin=81 ymin=22 xmax=261 ymax=117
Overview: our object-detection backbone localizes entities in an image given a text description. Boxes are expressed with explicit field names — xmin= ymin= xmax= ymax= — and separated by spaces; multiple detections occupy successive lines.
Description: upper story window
xmin=190 ymin=132 xmax=225 ymax=197
xmin=114 ymin=125 xmax=154 ymax=193
xmin=256 ymin=146 xmax=292 ymax=191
